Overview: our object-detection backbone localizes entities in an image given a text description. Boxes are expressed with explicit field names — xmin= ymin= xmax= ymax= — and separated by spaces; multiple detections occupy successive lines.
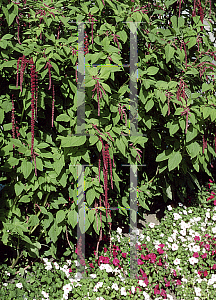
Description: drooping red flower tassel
xmin=30 ymin=58 xmax=36 ymax=159
xmin=52 ymin=84 xmax=55 ymax=127
xmin=11 ymin=94 xmax=15 ymax=149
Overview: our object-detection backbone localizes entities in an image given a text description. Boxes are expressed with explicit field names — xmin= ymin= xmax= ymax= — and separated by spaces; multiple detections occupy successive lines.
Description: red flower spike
xmin=11 ymin=95 xmax=15 ymax=149
xmin=52 ymin=84 xmax=55 ymax=127
xmin=30 ymin=58 xmax=36 ymax=158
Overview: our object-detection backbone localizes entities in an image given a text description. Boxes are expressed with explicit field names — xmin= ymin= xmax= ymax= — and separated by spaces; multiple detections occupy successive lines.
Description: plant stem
xmin=29 ymin=192 xmax=50 ymax=235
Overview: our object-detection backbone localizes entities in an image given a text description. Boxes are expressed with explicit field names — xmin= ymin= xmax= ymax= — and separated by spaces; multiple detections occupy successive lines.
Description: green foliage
xmin=0 ymin=0 xmax=215 ymax=267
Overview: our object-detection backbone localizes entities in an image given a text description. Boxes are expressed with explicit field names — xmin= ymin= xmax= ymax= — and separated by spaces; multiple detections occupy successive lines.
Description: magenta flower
xmin=193 ymin=252 xmax=199 ymax=258
xmin=89 ymin=263 xmax=94 ymax=268
xmin=194 ymin=236 xmax=200 ymax=241
xmin=137 ymin=259 xmax=144 ymax=265
xmin=201 ymin=253 xmax=207 ymax=259
xmin=113 ymin=258 xmax=120 ymax=266
xmin=122 ymin=253 xmax=127 ymax=258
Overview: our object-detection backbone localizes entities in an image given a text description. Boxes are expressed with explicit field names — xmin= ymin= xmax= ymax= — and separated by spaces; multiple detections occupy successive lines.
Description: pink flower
xmin=193 ymin=252 xmax=199 ymax=258
xmin=160 ymin=289 xmax=167 ymax=297
xmin=89 ymin=263 xmax=94 ymax=268
xmin=205 ymin=244 xmax=210 ymax=251
xmin=212 ymin=264 xmax=216 ymax=269
xmin=104 ymin=247 xmax=107 ymax=253
xmin=157 ymin=248 xmax=164 ymax=255
xmin=159 ymin=243 xmax=165 ymax=248
xmin=176 ymin=279 xmax=182 ymax=285
xmin=194 ymin=236 xmax=200 ymax=241
xmin=154 ymin=284 xmax=160 ymax=295
xmin=122 ymin=253 xmax=127 ymax=258
xmin=138 ymin=259 xmax=144 ymax=265
xmin=201 ymin=253 xmax=207 ymax=259
xmin=113 ymin=258 xmax=120 ymax=266
xmin=103 ymin=257 xmax=109 ymax=264
xmin=203 ymin=270 xmax=208 ymax=277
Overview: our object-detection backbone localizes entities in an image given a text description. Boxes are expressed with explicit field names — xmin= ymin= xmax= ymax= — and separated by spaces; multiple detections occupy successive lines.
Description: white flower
xmin=178 ymin=202 xmax=183 ymax=206
xmin=97 ymin=282 xmax=103 ymax=288
xmin=96 ymin=298 xmax=105 ymax=300
xmin=45 ymin=262 xmax=52 ymax=271
xmin=149 ymin=222 xmax=155 ymax=228
xmin=168 ymin=237 xmax=173 ymax=243
xmin=173 ymin=213 xmax=182 ymax=220
xmin=43 ymin=258 xmax=49 ymax=263
xmin=180 ymin=229 xmax=186 ymax=236
xmin=131 ymin=286 xmax=135 ymax=294
xmin=183 ymin=210 xmax=187 ymax=215
xmin=206 ymin=212 xmax=210 ymax=218
xmin=160 ymin=233 xmax=164 ymax=237
xmin=74 ymin=260 xmax=80 ymax=267
xmin=63 ymin=283 xmax=72 ymax=293
xmin=212 ymin=227 xmax=216 ymax=234
xmin=146 ymin=236 xmax=150 ymax=242
xmin=121 ymin=287 xmax=127 ymax=296
xmin=167 ymin=205 xmax=172 ymax=211
xmin=172 ymin=243 xmax=179 ymax=251
xmin=139 ymin=280 xmax=147 ymax=287
xmin=66 ymin=260 xmax=71 ymax=265
xmin=53 ymin=262 xmax=59 ymax=269
xmin=208 ymin=279 xmax=215 ymax=285
xmin=194 ymin=217 xmax=201 ymax=222
xmin=139 ymin=233 xmax=144 ymax=240
xmin=173 ymin=258 xmax=180 ymax=265
xmin=112 ymin=283 xmax=119 ymax=291
xmin=167 ymin=295 xmax=174 ymax=300
xmin=194 ymin=287 xmax=202 ymax=297
xmin=41 ymin=291 xmax=49 ymax=298
xmin=193 ymin=245 xmax=200 ymax=252
xmin=188 ymin=209 xmax=193 ymax=213
xmin=3 ymin=283 xmax=8 ymax=286
xmin=99 ymin=264 xmax=107 ymax=271
xmin=16 ymin=283 xmax=23 ymax=289
xmin=62 ymin=293 xmax=68 ymax=300
xmin=93 ymin=286 xmax=98 ymax=292
xmin=194 ymin=298 xmax=200 ymax=300
xmin=105 ymin=265 xmax=113 ymax=273
xmin=89 ymin=274 xmax=97 ymax=279
xmin=212 ymin=214 xmax=216 ymax=221
xmin=143 ymin=291 xmax=151 ymax=299
xmin=182 ymin=278 xmax=188 ymax=283
xmin=117 ymin=227 xmax=122 ymax=235
xmin=196 ymin=278 xmax=202 ymax=283
xmin=189 ymin=257 xmax=198 ymax=265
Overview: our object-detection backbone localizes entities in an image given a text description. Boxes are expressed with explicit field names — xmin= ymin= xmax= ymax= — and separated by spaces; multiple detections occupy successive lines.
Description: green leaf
xmin=56 ymin=210 xmax=66 ymax=224
xmin=202 ymin=83 xmax=211 ymax=93
xmin=87 ymin=209 xmax=95 ymax=224
xmin=86 ymin=188 xmax=96 ymax=206
xmin=101 ymin=83 xmax=111 ymax=94
xmin=146 ymin=66 xmax=159 ymax=76
xmin=60 ymin=136 xmax=86 ymax=147
xmin=89 ymin=135 xmax=98 ymax=145
xmin=19 ymin=195 xmax=31 ymax=203
xmin=50 ymin=61 xmax=59 ymax=75
xmin=145 ymin=99 xmax=154 ymax=112
xmin=165 ymin=44 xmax=175 ymax=63
xmin=36 ymin=157 xmax=43 ymax=172
xmin=68 ymin=210 xmax=77 ymax=229
xmin=116 ymin=138 xmax=125 ymax=156
xmin=168 ymin=151 xmax=182 ymax=171
xmin=169 ymin=122 xmax=179 ymax=135
xmin=186 ymin=127 xmax=197 ymax=143
xmin=56 ymin=114 xmax=70 ymax=122
xmin=15 ymin=182 xmax=24 ymax=196
xmin=48 ymin=225 xmax=58 ymax=243
xmin=21 ymin=160 xmax=32 ymax=179
xmin=186 ymin=142 xmax=200 ymax=158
